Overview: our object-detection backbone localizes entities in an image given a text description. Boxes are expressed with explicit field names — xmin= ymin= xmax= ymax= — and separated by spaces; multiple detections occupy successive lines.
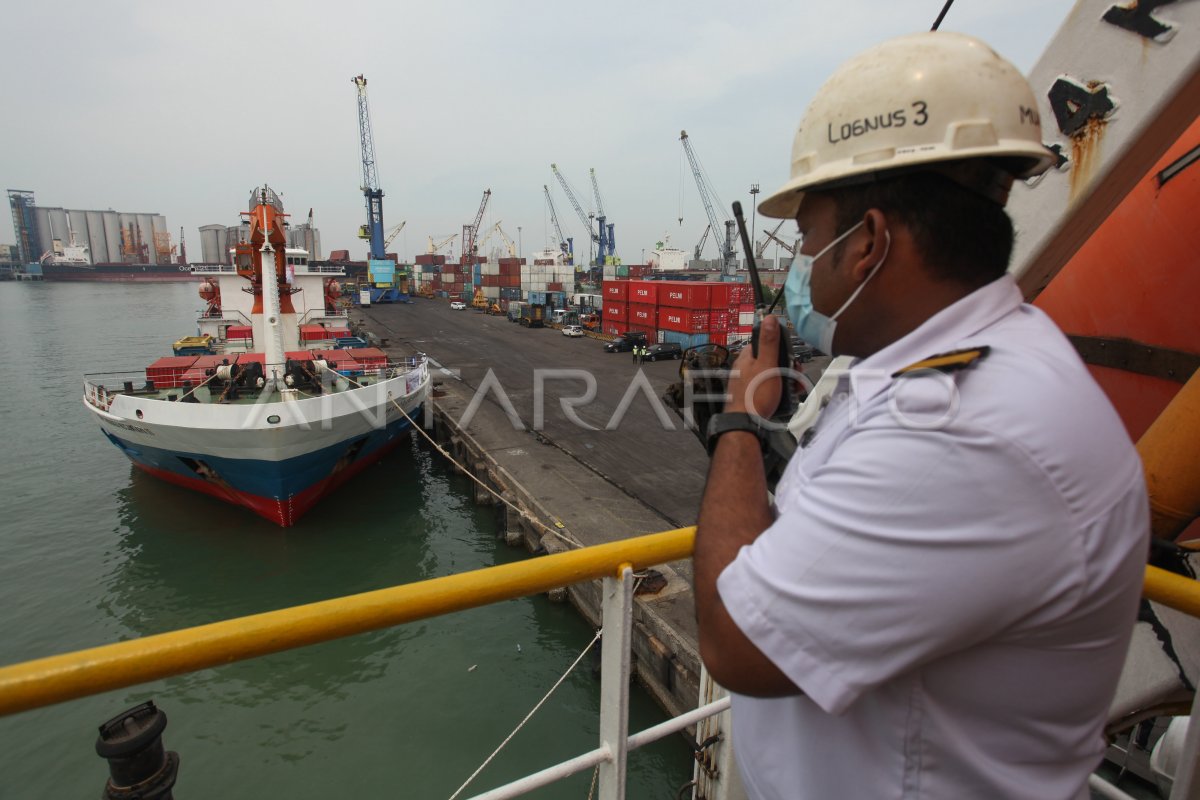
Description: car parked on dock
xmin=449 ymin=301 xmax=466 ymax=310
xmin=644 ymin=342 xmax=683 ymax=361
xmin=603 ymin=332 xmax=648 ymax=353
xmin=562 ymin=325 xmax=584 ymax=337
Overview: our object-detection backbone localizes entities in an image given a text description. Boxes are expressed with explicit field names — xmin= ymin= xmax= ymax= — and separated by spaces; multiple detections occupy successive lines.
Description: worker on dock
xmin=694 ymin=31 xmax=1149 ymax=800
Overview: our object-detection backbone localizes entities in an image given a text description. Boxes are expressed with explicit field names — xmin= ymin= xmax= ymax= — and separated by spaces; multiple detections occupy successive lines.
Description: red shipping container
xmin=658 ymin=307 xmax=710 ymax=333
xmin=604 ymin=302 xmax=628 ymax=321
xmin=226 ymin=324 xmax=253 ymax=339
xmin=146 ymin=356 xmax=198 ymax=389
xmin=602 ymin=280 xmax=628 ymax=302
xmin=658 ymin=282 xmax=712 ymax=310
xmin=628 ymin=303 xmax=656 ymax=326
xmin=346 ymin=347 xmax=388 ymax=368
xmin=710 ymin=331 xmax=729 ymax=346
xmin=628 ymin=323 xmax=657 ymax=337
xmin=286 ymin=350 xmax=316 ymax=362
xmin=300 ymin=324 xmax=329 ymax=341
xmin=627 ymin=281 xmax=658 ymax=305
xmin=709 ymin=312 xmax=731 ymax=333
xmin=707 ymin=284 xmax=732 ymax=310
xmin=603 ymin=321 xmax=628 ymax=336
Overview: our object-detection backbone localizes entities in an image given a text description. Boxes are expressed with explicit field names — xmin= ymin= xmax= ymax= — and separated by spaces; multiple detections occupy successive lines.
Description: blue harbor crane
xmin=543 ymin=185 xmax=574 ymax=264
xmin=680 ymin=130 xmax=739 ymax=276
xmin=551 ymin=164 xmax=600 ymax=267
xmin=589 ymin=168 xmax=618 ymax=265
xmin=352 ymin=74 xmax=405 ymax=301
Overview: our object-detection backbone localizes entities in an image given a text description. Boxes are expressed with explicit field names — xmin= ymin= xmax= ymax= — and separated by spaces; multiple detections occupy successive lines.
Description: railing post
xmin=597 ymin=567 xmax=633 ymax=800
xmin=692 ymin=666 xmax=748 ymax=800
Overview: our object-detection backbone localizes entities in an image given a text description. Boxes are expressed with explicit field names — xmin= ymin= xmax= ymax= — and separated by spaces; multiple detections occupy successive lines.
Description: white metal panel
xmin=101 ymin=212 xmax=122 ymax=262
xmin=1009 ymin=0 xmax=1200 ymax=299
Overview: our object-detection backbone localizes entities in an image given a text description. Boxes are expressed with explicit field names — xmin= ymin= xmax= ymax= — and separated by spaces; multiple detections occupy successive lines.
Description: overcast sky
xmin=3 ymin=0 xmax=1076 ymax=264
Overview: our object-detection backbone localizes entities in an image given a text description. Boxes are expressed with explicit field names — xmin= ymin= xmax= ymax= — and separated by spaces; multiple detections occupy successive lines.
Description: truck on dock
xmin=520 ymin=304 xmax=546 ymax=328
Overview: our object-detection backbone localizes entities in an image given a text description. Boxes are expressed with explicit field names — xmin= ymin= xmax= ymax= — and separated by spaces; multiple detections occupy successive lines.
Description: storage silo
xmin=34 ymin=208 xmax=53 ymax=259
xmin=149 ymin=214 xmax=170 ymax=264
xmin=86 ymin=211 xmax=109 ymax=264
xmin=48 ymin=209 xmax=70 ymax=250
xmin=216 ymin=226 xmax=230 ymax=264
xmin=101 ymin=211 xmax=122 ymax=262
xmin=199 ymin=225 xmax=223 ymax=264
xmin=118 ymin=214 xmax=139 ymax=261
xmin=65 ymin=210 xmax=89 ymax=253
xmin=136 ymin=214 xmax=155 ymax=263
xmin=308 ymin=228 xmax=322 ymax=261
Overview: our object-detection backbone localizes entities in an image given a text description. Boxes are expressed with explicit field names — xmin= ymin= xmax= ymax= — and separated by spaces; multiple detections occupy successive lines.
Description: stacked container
xmin=599 ymin=278 xmax=759 ymax=348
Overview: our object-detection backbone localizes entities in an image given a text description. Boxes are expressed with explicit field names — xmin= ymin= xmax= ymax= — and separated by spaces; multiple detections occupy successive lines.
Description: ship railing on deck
xmin=0 ymin=528 xmax=1197 ymax=799
xmin=82 ymin=357 xmax=427 ymax=409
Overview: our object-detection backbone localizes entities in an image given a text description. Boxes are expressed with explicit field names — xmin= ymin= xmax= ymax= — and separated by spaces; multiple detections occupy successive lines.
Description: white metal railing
xmin=459 ymin=568 xmax=734 ymax=800
xmin=191 ymin=264 xmax=237 ymax=274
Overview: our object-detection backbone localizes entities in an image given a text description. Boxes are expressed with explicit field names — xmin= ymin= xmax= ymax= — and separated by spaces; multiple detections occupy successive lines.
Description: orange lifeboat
xmin=324 ymin=278 xmax=341 ymax=312
xmin=198 ymin=278 xmax=221 ymax=315
xmin=1034 ymin=117 xmax=1200 ymax=442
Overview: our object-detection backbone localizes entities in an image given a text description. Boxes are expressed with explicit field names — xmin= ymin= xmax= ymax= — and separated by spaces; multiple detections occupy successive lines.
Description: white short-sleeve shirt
xmin=717 ymin=275 xmax=1148 ymax=800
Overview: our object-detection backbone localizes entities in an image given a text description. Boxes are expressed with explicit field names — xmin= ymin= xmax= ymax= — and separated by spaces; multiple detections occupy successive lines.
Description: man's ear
xmin=848 ymin=209 xmax=890 ymax=282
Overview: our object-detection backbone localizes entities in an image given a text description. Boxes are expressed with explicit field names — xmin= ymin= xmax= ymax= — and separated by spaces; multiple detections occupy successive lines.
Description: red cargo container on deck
xmin=348 ymin=347 xmax=388 ymax=368
xmin=300 ymin=325 xmax=330 ymax=342
xmin=658 ymin=307 xmax=710 ymax=333
xmin=627 ymin=281 xmax=658 ymax=305
xmin=602 ymin=280 xmax=628 ymax=302
xmin=659 ymin=283 xmax=712 ymax=310
xmin=146 ymin=356 xmax=197 ymax=389
xmin=628 ymin=303 xmax=656 ymax=327
xmin=226 ymin=325 xmax=253 ymax=340
xmin=285 ymin=350 xmax=316 ymax=362
xmin=603 ymin=302 xmax=628 ymax=322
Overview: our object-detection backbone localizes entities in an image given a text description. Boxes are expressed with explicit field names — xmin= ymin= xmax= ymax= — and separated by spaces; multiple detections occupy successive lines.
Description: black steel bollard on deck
xmin=96 ymin=701 xmax=180 ymax=799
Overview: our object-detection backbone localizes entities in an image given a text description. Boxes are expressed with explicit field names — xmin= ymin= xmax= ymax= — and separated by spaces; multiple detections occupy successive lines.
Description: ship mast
xmin=254 ymin=187 xmax=290 ymax=397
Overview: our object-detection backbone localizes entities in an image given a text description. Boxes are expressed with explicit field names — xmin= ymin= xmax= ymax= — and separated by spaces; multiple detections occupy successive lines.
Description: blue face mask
xmin=784 ymin=221 xmax=890 ymax=355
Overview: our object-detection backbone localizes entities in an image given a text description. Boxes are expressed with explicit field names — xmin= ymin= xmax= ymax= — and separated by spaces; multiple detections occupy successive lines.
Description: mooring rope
xmin=446 ymin=628 xmax=604 ymax=800
xmin=332 ymin=363 xmax=578 ymax=549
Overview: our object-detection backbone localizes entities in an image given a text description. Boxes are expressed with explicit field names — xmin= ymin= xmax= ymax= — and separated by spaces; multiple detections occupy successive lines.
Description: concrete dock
xmin=354 ymin=299 xmax=716 ymax=717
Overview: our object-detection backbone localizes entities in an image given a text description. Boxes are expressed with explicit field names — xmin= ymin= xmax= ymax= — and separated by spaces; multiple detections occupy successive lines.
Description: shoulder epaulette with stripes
xmin=892 ymin=346 xmax=990 ymax=378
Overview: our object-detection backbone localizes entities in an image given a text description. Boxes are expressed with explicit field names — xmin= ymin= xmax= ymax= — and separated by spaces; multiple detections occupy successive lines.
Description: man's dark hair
xmin=827 ymin=161 xmax=1015 ymax=287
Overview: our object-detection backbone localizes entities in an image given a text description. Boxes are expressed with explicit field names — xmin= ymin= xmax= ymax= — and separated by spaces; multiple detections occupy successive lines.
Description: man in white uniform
xmin=694 ymin=32 xmax=1149 ymax=800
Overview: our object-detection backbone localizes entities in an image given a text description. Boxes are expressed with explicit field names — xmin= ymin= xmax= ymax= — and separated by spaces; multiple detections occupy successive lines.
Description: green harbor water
xmin=0 ymin=281 xmax=693 ymax=798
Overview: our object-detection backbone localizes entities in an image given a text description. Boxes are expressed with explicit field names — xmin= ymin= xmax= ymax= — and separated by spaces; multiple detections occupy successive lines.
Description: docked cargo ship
xmin=40 ymin=262 xmax=201 ymax=282
xmin=82 ymin=186 xmax=429 ymax=526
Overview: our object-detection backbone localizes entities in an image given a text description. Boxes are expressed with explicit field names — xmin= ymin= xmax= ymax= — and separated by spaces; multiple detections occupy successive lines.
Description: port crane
xmin=543 ymin=185 xmax=573 ymax=264
xmin=495 ymin=223 xmax=518 ymax=258
xmin=352 ymin=74 xmax=407 ymax=301
xmin=693 ymin=223 xmax=711 ymax=261
xmin=763 ymin=223 xmax=797 ymax=257
xmin=462 ymin=189 xmax=491 ymax=265
xmin=589 ymin=168 xmax=618 ymax=264
xmin=426 ymin=233 xmax=457 ymax=255
xmin=352 ymin=75 xmax=387 ymax=261
xmin=551 ymin=164 xmax=599 ymax=267
xmin=383 ymin=220 xmax=406 ymax=250
xmin=680 ymin=130 xmax=739 ymax=276
xmin=758 ymin=220 xmax=789 ymax=259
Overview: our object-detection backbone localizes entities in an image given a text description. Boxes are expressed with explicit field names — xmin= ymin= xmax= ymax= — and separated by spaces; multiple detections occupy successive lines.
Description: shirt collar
xmin=844 ymin=274 xmax=1023 ymax=403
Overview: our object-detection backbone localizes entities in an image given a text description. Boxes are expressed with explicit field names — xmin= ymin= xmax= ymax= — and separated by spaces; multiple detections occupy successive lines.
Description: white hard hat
xmin=759 ymin=31 xmax=1054 ymax=219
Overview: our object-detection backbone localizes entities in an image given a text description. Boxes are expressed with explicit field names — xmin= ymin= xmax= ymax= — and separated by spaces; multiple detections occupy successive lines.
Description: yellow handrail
xmin=0 ymin=528 xmax=695 ymax=718
xmin=0 ymin=527 xmax=1196 ymax=719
